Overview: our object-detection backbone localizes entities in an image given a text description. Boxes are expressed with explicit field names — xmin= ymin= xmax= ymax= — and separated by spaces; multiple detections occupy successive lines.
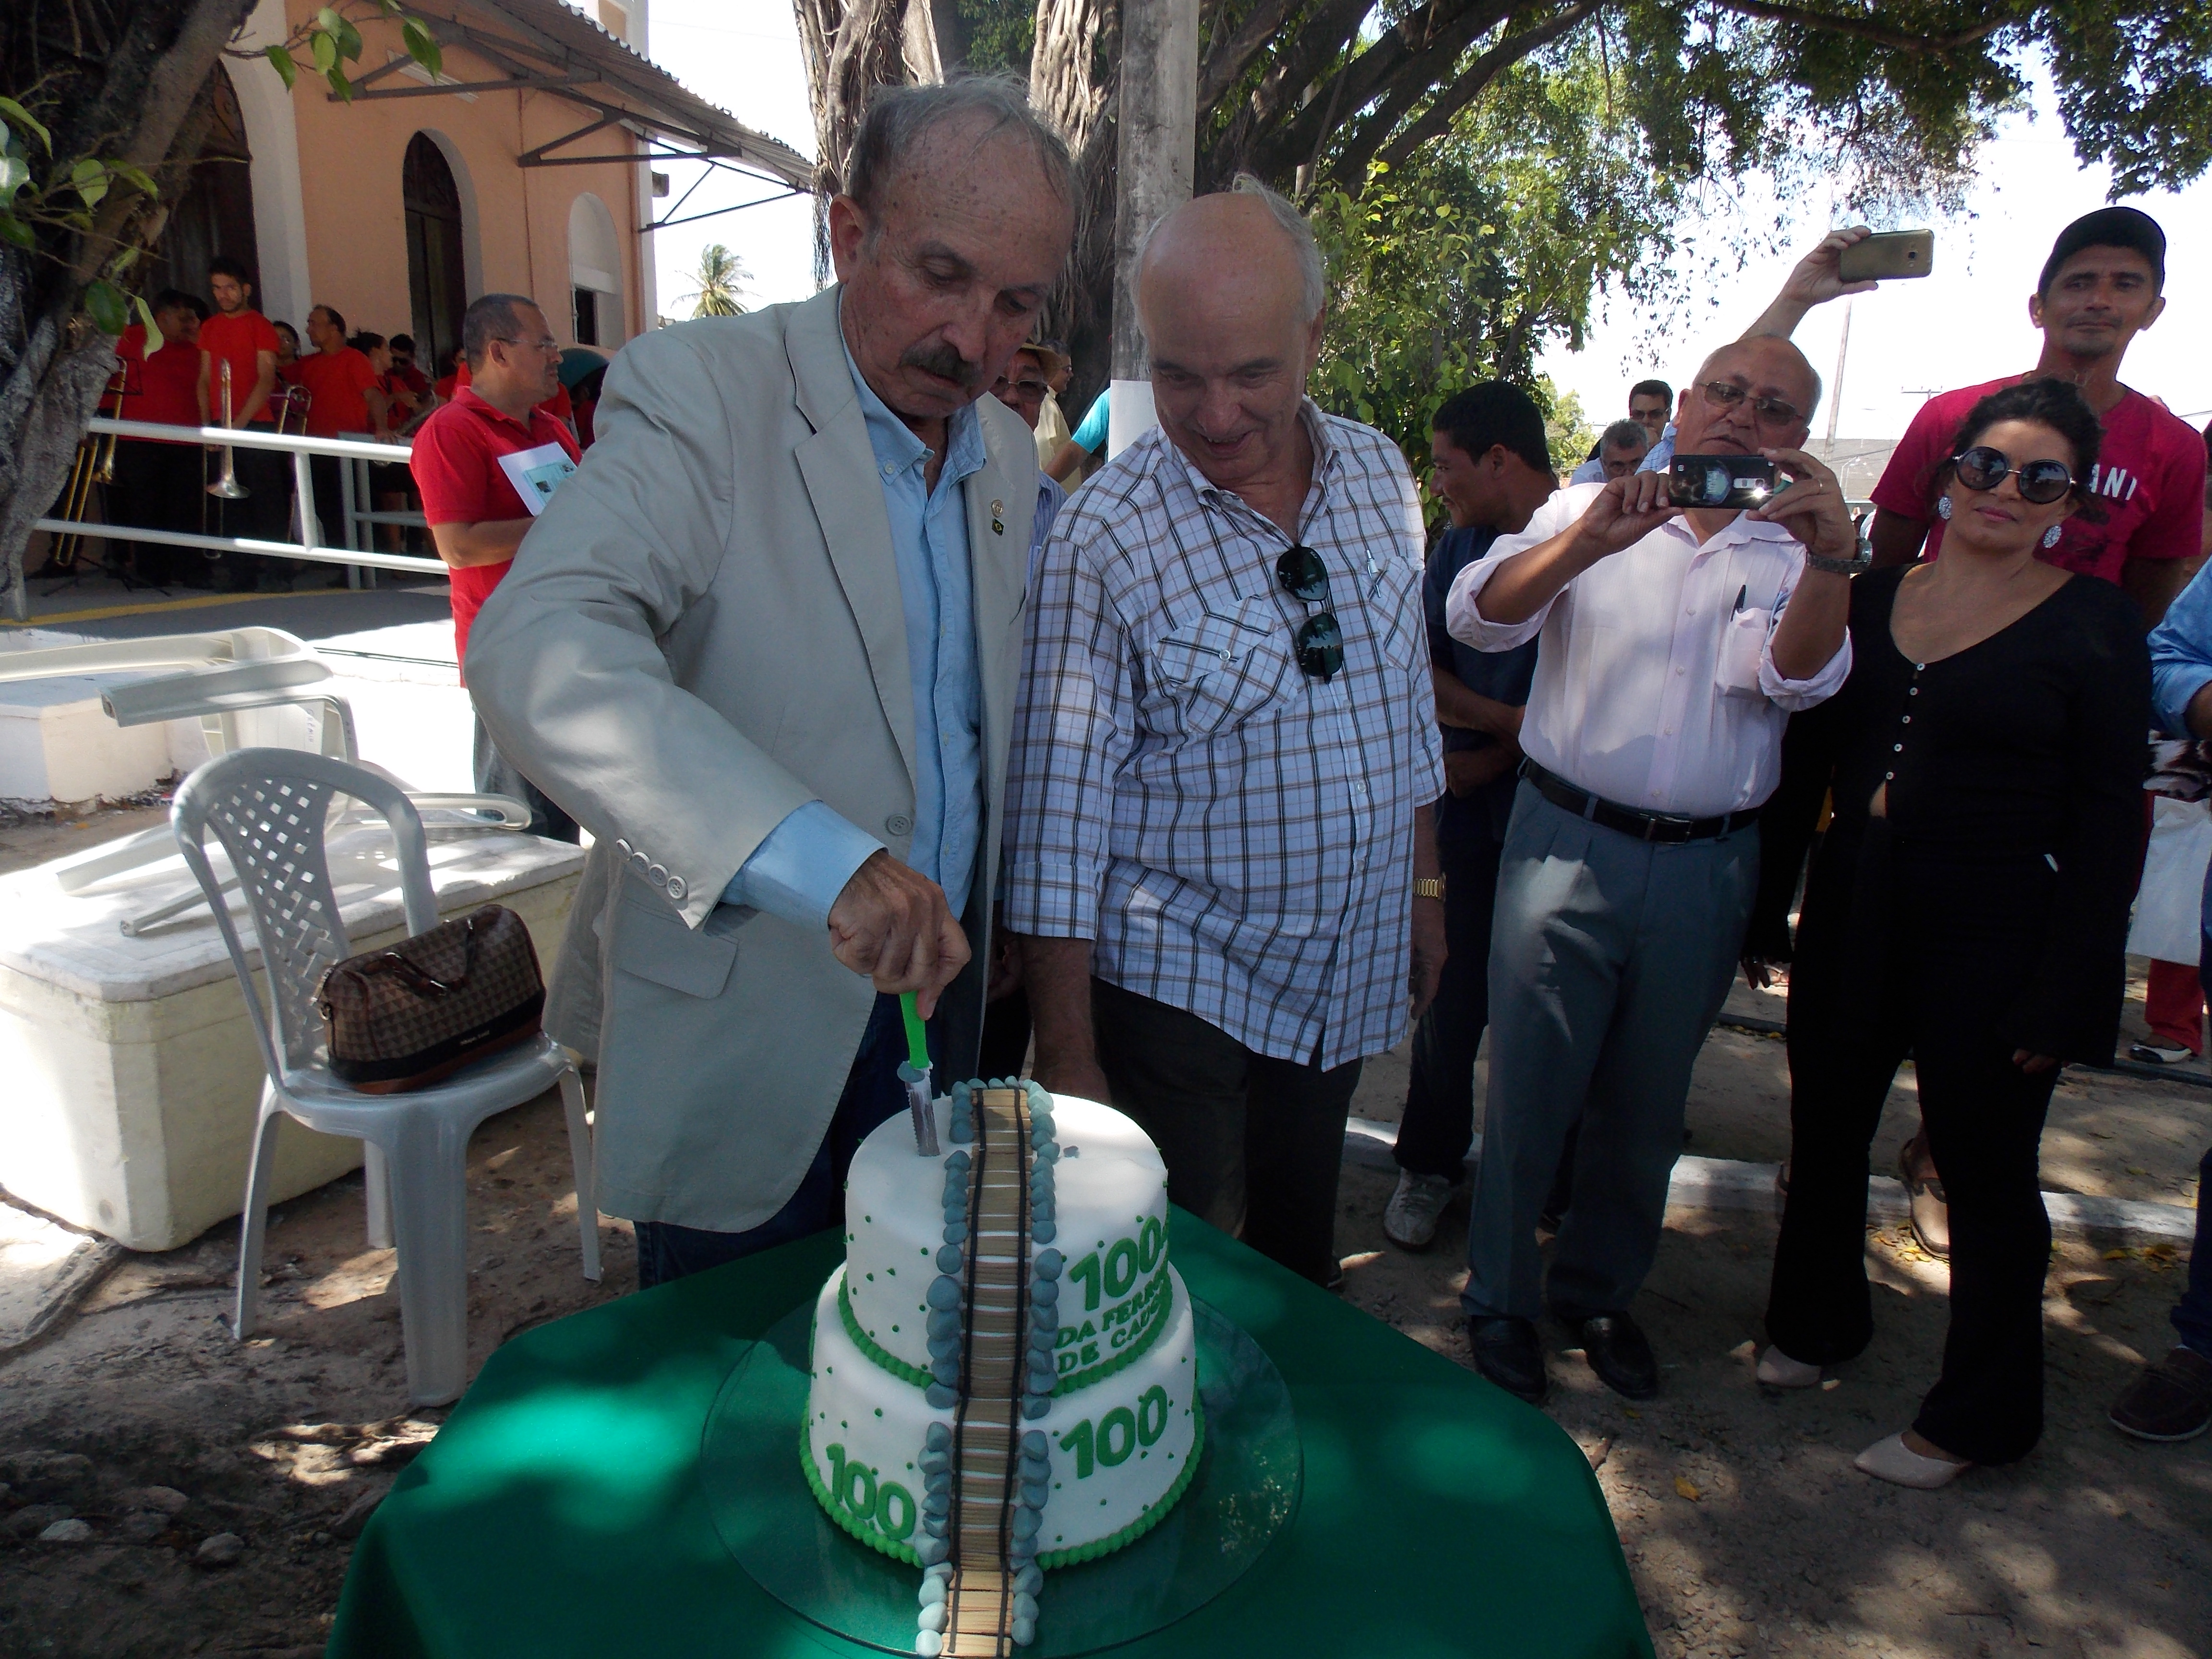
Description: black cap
xmin=2039 ymin=205 xmax=2165 ymax=296
xmin=1431 ymin=382 xmax=1552 ymax=477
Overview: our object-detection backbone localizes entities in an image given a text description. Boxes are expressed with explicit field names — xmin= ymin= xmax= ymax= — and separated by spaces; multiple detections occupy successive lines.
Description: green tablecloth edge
xmin=329 ymin=1210 xmax=1653 ymax=1659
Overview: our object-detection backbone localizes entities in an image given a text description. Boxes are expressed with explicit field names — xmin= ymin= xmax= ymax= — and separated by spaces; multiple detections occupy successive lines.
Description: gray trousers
xmin=1463 ymin=781 xmax=1757 ymax=1322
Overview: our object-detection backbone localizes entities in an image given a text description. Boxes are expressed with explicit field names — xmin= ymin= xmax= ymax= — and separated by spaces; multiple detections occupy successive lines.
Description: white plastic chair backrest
xmin=171 ymin=748 xmax=439 ymax=1081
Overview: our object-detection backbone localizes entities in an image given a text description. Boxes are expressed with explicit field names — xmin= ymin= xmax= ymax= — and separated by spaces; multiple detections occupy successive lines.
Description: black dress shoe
xmin=1467 ymin=1315 xmax=1548 ymax=1404
xmin=1578 ymin=1312 xmax=1659 ymax=1400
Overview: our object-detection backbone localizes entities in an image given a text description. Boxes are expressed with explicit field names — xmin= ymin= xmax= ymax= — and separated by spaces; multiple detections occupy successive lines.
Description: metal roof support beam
xmin=328 ymin=72 xmax=603 ymax=102
xmin=517 ymin=111 xmax=629 ymax=165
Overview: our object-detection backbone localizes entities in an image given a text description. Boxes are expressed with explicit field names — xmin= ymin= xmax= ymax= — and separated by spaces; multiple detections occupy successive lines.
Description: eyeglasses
xmin=1276 ymin=545 xmax=1343 ymax=681
xmin=497 ymin=336 xmax=562 ymax=355
xmin=1951 ymin=445 xmax=2076 ymax=505
xmin=1697 ymin=380 xmax=1805 ymax=429
xmin=994 ymin=377 xmax=1049 ymax=399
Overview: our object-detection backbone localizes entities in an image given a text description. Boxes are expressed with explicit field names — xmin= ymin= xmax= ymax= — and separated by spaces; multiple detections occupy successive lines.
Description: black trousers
xmin=977 ymin=986 xmax=1032 ymax=1081
xmin=1396 ymin=834 xmax=1503 ymax=1177
xmin=1091 ymin=977 xmax=1361 ymax=1285
xmin=1766 ymin=829 xmax=2060 ymax=1465
xmin=107 ymin=438 xmax=202 ymax=583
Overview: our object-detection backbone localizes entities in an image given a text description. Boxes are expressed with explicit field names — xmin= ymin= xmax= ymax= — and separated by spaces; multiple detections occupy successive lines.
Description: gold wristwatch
xmin=1413 ymin=877 xmax=1446 ymax=902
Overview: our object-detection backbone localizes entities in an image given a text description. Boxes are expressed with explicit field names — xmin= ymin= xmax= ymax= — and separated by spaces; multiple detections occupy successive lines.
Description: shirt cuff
xmin=2153 ymin=663 xmax=2212 ymax=739
xmin=1445 ymin=552 xmax=1551 ymax=652
xmin=1759 ymin=631 xmax=1852 ymax=710
xmin=720 ymin=800 xmax=883 ymax=930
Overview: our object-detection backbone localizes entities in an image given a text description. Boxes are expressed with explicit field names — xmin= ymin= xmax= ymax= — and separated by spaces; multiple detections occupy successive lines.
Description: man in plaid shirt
xmin=1002 ymin=180 xmax=1446 ymax=1287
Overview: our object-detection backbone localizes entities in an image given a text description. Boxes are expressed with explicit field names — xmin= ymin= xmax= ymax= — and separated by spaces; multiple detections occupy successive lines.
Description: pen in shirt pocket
xmin=1732 ymin=583 xmax=1748 ymax=614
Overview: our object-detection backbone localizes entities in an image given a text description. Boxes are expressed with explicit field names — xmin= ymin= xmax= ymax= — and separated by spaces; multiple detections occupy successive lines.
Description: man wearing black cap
xmin=1869 ymin=206 xmax=2206 ymax=622
xmin=1858 ymin=206 xmax=2209 ymax=1256
xmin=1383 ymin=384 xmax=1559 ymax=1249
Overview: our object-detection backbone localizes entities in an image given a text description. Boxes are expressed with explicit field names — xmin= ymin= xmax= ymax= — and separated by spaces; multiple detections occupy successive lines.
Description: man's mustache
xmin=902 ymin=340 xmax=985 ymax=389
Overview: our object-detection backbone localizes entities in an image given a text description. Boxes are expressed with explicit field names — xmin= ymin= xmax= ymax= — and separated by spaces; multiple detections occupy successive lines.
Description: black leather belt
xmin=1519 ymin=759 xmax=1760 ymax=844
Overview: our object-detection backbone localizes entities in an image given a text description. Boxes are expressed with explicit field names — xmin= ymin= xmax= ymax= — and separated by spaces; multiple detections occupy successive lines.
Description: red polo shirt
xmin=295 ymin=346 xmax=384 ymax=437
xmin=409 ymin=388 xmax=581 ymax=667
xmin=114 ymin=324 xmax=203 ymax=433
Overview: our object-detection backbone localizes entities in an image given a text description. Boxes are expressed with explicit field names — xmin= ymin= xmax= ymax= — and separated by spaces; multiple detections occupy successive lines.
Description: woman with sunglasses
xmin=1757 ymin=377 xmax=2148 ymax=1486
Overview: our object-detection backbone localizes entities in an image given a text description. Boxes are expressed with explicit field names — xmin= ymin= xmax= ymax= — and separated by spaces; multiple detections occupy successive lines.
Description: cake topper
xmin=899 ymin=992 xmax=939 ymax=1156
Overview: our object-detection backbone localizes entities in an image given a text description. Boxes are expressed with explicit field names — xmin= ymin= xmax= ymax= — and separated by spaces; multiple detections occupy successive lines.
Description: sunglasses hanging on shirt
xmin=1275 ymin=545 xmax=1344 ymax=681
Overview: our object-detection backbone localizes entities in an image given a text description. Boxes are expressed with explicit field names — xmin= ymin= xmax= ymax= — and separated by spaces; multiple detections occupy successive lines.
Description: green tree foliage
xmin=681 ymin=244 xmax=751 ymax=317
xmin=1308 ymin=48 xmax=1679 ymax=480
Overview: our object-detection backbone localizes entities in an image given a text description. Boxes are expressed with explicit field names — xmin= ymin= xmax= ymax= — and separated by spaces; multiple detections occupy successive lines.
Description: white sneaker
xmin=1383 ymin=1169 xmax=1461 ymax=1250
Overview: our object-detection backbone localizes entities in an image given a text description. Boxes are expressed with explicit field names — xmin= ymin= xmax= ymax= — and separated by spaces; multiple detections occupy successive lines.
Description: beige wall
xmin=273 ymin=0 xmax=646 ymax=352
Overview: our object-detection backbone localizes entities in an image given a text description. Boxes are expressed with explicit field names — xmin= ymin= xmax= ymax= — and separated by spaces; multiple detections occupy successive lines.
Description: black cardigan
xmin=1765 ymin=563 xmax=2149 ymax=1064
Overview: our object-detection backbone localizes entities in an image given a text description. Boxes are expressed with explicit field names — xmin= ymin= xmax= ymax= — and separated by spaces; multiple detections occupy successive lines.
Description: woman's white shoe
xmin=1755 ymin=1346 xmax=1822 ymax=1388
xmin=1853 ymin=1432 xmax=1971 ymax=1489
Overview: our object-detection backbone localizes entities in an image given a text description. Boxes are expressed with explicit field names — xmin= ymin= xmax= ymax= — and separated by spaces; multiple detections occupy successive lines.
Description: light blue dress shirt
xmin=719 ymin=329 xmax=988 ymax=928
xmin=1637 ymin=423 xmax=1677 ymax=474
xmin=2149 ymin=559 xmax=2212 ymax=737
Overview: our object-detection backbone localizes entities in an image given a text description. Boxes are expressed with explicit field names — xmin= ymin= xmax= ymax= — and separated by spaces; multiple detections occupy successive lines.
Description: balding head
xmin=1673 ymin=334 xmax=1820 ymax=457
xmin=1136 ymin=182 xmax=1328 ymax=495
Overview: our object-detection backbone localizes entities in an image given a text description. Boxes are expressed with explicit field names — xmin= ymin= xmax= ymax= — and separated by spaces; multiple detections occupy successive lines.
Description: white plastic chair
xmin=172 ymin=747 xmax=600 ymax=1407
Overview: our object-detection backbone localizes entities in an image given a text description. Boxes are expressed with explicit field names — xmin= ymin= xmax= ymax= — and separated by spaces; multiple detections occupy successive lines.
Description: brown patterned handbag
xmin=317 ymin=905 xmax=546 ymax=1093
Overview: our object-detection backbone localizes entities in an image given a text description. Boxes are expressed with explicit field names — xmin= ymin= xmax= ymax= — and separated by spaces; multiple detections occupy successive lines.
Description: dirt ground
xmin=0 ymin=809 xmax=2205 ymax=1658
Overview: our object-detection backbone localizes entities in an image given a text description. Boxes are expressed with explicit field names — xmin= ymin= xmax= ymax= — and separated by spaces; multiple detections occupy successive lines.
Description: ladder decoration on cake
xmin=915 ymin=1081 xmax=1060 ymax=1656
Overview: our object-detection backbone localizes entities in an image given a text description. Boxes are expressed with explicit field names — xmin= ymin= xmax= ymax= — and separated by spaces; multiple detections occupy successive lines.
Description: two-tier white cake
xmin=802 ymin=1082 xmax=1202 ymax=1651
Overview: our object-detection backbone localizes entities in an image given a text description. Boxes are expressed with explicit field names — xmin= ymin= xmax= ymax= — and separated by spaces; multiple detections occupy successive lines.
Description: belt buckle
xmin=1643 ymin=813 xmax=1695 ymax=844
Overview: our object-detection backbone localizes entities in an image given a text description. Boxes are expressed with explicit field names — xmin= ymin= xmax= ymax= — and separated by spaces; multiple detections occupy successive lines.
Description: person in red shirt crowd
xmin=107 ymin=288 xmax=206 ymax=586
xmin=409 ymin=292 xmax=582 ymax=842
xmin=273 ymin=319 xmax=301 ymax=379
xmin=385 ymin=333 xmax=434 ymax=425
xmin=1860 ymin=205 xmax=2210 ymax=1252
xmin=292 ymin=305 xmax=389 ymax=559
xmin=446 ymin=351 xmax=577 ymax=437
xmin=196 ymin=256 xmax=289 ymax=588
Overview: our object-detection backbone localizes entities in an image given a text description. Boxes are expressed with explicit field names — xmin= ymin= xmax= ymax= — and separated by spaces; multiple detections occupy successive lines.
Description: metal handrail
xmin=33 ymin=417 xmax=449 ymax=577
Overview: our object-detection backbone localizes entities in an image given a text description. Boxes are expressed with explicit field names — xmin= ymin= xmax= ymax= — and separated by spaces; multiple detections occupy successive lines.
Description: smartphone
xmin=1837 ymin=229 xmax=1934 ymax=283
xmin=1670 ymin=455 xmax=1775 ymax=509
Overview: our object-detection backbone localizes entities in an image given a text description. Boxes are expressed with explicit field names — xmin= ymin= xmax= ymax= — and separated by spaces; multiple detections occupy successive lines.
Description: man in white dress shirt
xmin=1445 ymin=334 xmax=1860 ymax=1403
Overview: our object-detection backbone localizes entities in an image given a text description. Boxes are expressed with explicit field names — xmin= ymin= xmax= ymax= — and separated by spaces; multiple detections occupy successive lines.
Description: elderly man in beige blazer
xmin=465 ymin=79 xmax=1074 ymax=1284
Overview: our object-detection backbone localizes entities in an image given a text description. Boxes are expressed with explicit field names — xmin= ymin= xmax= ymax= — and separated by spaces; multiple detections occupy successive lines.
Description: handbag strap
xmin=359 ymin=910 xmax=492 ymax=996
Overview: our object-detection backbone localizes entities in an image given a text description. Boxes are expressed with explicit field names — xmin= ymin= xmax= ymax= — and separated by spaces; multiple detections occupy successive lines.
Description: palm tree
xmin=680 ymin=245 xmax=751 ymax=318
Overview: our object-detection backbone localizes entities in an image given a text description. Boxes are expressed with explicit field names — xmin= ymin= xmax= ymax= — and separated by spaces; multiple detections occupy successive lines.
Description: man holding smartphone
xmin=1443 ymin=334 xmax=1857 ymax=1403
xmin=1863 ymin=206 xmax=2209 ymax=1253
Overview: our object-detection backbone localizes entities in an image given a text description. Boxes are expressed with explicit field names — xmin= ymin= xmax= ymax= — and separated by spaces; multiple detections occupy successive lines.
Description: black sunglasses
xmin=1951 ymin=445 xmax=2076 ymax=506
xmin=1276 ymin=545 xmax=1343 ymax=681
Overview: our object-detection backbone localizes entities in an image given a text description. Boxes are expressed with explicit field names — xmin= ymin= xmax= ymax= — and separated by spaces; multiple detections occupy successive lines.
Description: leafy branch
xmin=0 ymin=95 xmax=166 ymax=349
xmin=236 ymin=0 xmax=442 ymax=106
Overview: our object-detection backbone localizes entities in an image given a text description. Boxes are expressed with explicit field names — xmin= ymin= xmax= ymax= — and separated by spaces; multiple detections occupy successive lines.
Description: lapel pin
xmin=990 ymin=498 xmax=1005 ymax=535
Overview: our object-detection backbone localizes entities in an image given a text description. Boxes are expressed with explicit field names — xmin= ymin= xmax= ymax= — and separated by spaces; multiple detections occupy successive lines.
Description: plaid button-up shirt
xmin=1002 ymin=405 xmax=1443 ymax=1069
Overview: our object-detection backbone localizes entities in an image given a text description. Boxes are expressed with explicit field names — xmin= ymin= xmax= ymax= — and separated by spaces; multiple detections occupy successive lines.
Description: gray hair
xmin=1599 ymin=419 xmax=1650 ymax=456
xmin=844 ymin=75 xmax=1073 ymax=217
xmin=1135 ymin=174 xmax=1326 ymax=323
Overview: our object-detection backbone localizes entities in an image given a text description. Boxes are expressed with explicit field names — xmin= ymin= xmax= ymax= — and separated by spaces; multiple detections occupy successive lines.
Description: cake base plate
xmin=701 ymin=1298 xmax=1301 ymax=1655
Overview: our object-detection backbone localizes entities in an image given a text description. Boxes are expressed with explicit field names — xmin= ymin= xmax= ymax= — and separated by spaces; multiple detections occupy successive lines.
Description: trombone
xmin=206 ymin=357 xmax=249 ymax=499
xmin=47 ymin=365 xmax=127 ymax=572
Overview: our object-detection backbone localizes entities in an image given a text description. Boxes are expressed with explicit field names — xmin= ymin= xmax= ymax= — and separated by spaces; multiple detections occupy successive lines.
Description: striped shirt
xmin=1002 ymin=405 xmax=1443 ymax=1069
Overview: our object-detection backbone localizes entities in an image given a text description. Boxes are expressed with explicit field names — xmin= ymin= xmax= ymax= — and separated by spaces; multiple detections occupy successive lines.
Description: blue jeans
xmin=633 ymin=993 xmax=942 ymax=1288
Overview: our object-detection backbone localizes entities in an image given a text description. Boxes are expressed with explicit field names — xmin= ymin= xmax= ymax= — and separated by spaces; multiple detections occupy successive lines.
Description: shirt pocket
xmin=1714 ymin=606 xmax=1773 ymax=699
xmin=1150 ymin=598 xmax=1296 ymax=731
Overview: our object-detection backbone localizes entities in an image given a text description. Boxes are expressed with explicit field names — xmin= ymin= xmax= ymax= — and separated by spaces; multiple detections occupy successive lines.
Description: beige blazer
xmin=465 ymin=286 xmax=1038 ymax=1231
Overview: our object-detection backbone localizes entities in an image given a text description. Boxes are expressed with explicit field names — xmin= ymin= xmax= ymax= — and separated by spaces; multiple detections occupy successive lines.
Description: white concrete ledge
xmin=1342 ymin=1118 xmax=2197 ymax=1246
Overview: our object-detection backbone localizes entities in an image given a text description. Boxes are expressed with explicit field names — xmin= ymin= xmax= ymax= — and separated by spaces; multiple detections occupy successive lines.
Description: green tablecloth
xmin=329 ymin=1212 xmax=1651 ymax=1658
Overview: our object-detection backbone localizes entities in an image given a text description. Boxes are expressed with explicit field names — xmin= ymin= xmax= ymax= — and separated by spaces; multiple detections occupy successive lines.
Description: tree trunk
xmin=1029 ymin=0 xmax=1120 ymax=418
xmin=793 ymin=0 xmax=918 ymax=281
xmin=0 ymin=0 xmax=255 ymax=620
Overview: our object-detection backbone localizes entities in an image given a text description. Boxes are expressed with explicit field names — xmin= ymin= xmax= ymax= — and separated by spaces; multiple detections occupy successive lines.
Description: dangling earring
xmin=1935 ymin=496 xmax=1953 ymax=521
xmin=2043 ymin=524 xmax=2062 ymax=549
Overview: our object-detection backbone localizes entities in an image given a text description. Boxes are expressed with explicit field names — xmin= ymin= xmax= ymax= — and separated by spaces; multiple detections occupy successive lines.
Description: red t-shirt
xmin=197 ymin=308 xmax=280 ymax=426
xmin=113 ymin=324 xmax=202 ymax=432
xmin=1872 ymin=374 xmax=2210 ymax=585
xmin=409 ymin=388 xmax=582 ymax=667
xmin=294 ymin=346 xmax=384 ymax=438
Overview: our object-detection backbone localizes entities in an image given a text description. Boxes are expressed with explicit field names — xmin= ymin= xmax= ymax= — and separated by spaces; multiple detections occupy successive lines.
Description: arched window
xmin=153 ymin=64 xmax=261 ymax=299
xmin=404 ymin=134 xmax=467 ymax=373
xmin=567 ymin=192 xmax=622 ymax=348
